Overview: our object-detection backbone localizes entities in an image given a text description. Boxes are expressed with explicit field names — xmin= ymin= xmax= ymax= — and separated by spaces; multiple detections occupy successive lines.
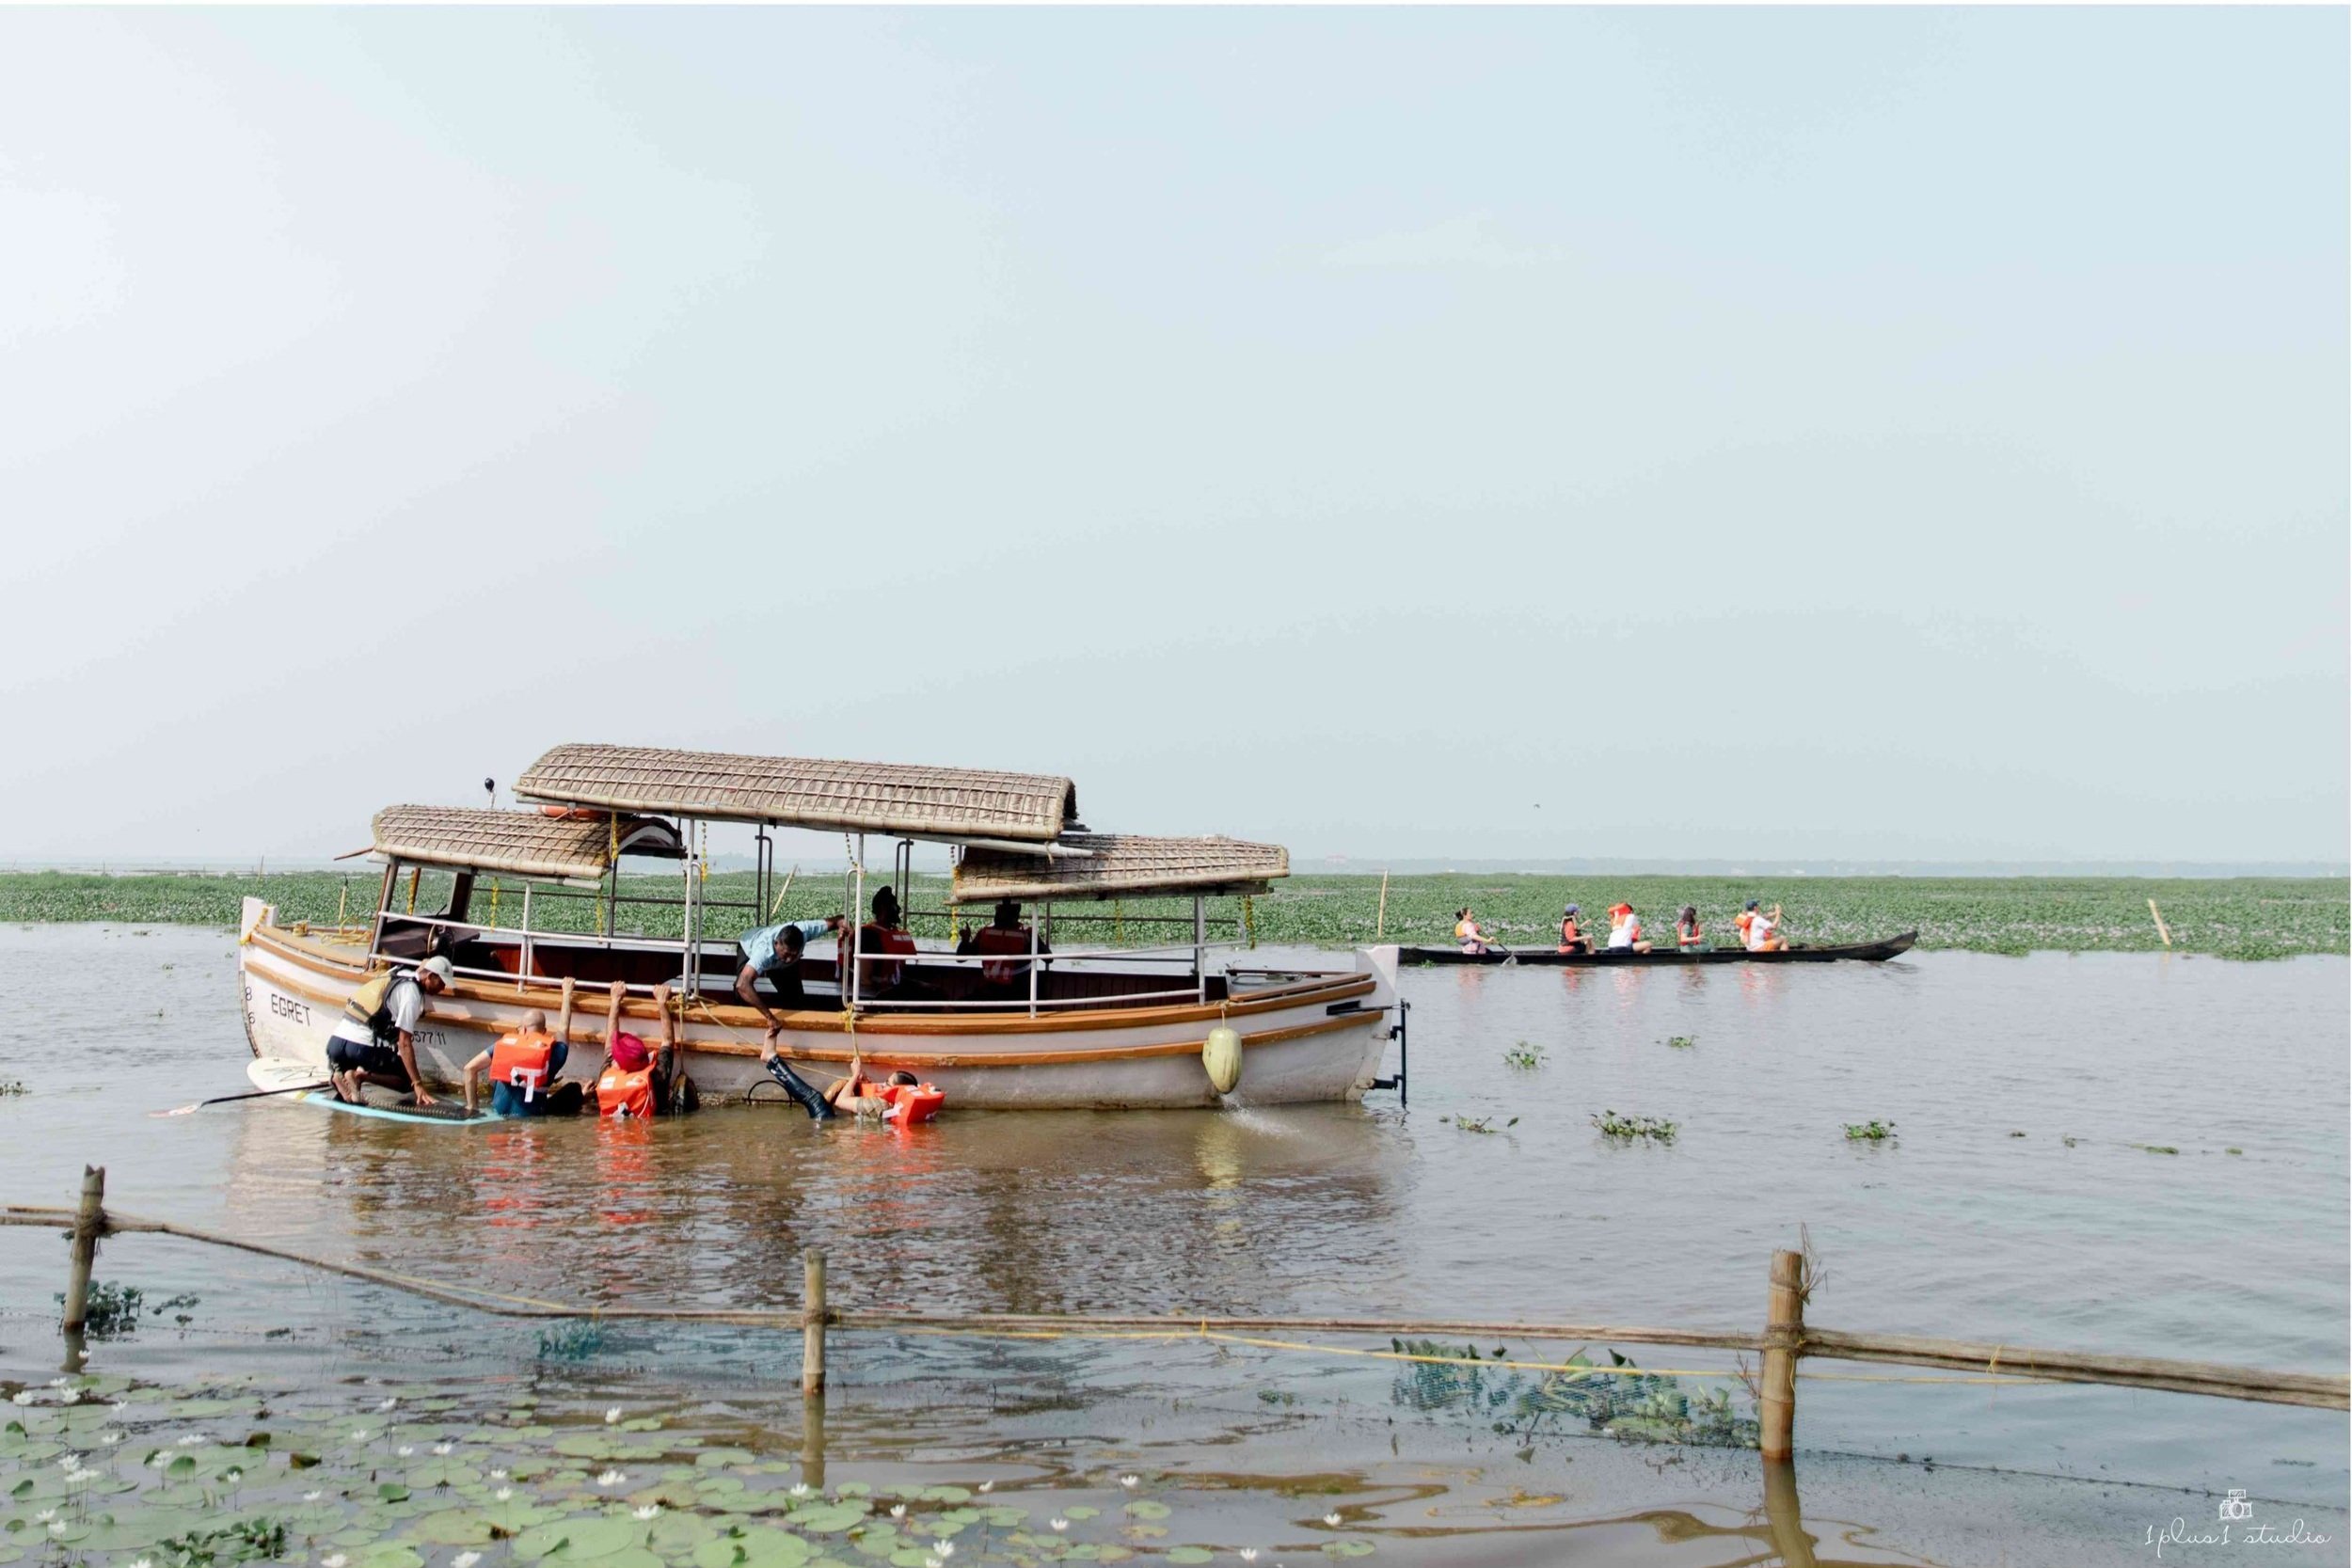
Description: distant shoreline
xmin=3 ymin=869 xmax=2343 ymax=960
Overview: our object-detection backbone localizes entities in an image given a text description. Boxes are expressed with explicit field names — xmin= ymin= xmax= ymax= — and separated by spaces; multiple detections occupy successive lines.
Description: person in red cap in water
xmin=1604 ymin=902 xmax=1652 ymax=954
xmin=593 ymin=980 xmax=694 ymax=1119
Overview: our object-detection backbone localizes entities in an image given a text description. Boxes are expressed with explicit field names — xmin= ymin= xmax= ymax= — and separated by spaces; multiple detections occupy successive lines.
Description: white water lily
xmin=433 ymin=1442 xmax=453 ymax=1455
xmin=59 ymin=1389 xmax=79 ymax=1404
xmin=130 ymin=1559 xmax=153 ymax=1568
xmin=977 ymin=1481 xmax=993 ymax=1494
xmin=605 ymin=1407 xmax=622 ymax=1424
xmin=495 ymin=1488 xmax=515 ymax=1502
xmin=377 ymin=1397 xmax=398 ymax=1411
xmin=787 ymin=1482 xmax=812 ymax=1498
xmin=633 ymin=1506 xmax=660 ymax=1521
xmin=935 ymin=1543 xmax=956 ymax=1559
xmin=1325 ymin=1513 xmax=1343 ymax=1527
xmin=889 ymin=1504 xmax=907 ymax=1519
xmin=303 ymin=1491 xmax=323 ymax=1502
xmin=99 ymin=1431 xmax=123 ymax=1446
xmin=48 ymin=1522 xmax=69 ymax=1537
xmin=1049 ymin=1519 xmax=1069 ymax=1533
xmin=176 ymin=1434 xmax=205 ymax=1447
xmin=397 ymin=1446 xmax=415 ymax=1458
xmin=596 ymin=1469 xmax=627 ymax=1488
xmin=324 ymin=1554 xmax=349 ymax=1568
xmin=489 ymin=1468 xmax=508 ymax=1481
xmin=59 ymin=1452 xmax=84 ymax=1468
xmin=349 ymin=1429 xmax=370 ymax=1442
xmin=48 ymin=1376 xmax=71 ymax=1387
xmin=34 ymin=1509 xmax=56 ymax=1523
xmin=1120 ymin=1475 xmax=1139 ymax=1489
xmin=224 ymin=1468 xmax=244 ymax=1484
xmin=1239 ymin=1552 xmax=1260 ymax=1562
xmin=8 ymin=1391 xmax=34 ymax=1406
xmin=453 ymin=1554 xmax=482 ymax=1568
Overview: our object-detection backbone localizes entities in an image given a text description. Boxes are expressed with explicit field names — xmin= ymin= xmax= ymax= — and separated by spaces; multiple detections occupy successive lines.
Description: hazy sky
xmin=3 ymin=7 xmax=2344 ymax=866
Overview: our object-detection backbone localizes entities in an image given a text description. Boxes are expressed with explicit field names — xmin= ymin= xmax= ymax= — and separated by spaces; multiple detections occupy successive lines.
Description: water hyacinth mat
xmin=1 ymin=1374 xmax=1375 ymax=1567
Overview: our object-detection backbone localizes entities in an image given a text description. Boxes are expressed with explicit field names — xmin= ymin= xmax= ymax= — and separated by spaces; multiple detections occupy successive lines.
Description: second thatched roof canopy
xmin=951 ymin=833 xmax=1288 ymax=906
xmin=515 ymin=743 xmax=1079 ymax=844
xmin=371 ymin=806 xmax=682 ymax=881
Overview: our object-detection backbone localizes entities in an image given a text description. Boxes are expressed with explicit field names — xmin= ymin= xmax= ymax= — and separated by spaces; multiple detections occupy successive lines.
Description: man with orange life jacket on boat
xmin=1736 ymin=900 xmax=1788 ymax=952
xmin=959 ymin=899 xmax=1047 ymax=997
xmin=1556 ymin=905 xmax=1591 ymax=955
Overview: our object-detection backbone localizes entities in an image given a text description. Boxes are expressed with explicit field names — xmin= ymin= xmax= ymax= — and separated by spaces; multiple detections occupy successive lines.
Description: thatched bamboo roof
xmin=514 ymin=744 xmax=1079 ymax=842
xmin=370 ymin=806 xmax=679 ymax=880
xmin=951 ymin=833 xmax=1288 ymax=905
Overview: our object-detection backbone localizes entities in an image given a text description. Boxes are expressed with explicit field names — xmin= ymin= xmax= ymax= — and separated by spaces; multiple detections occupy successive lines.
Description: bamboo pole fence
xmin=7 ymin=1183 xmax=2344 ymax=1435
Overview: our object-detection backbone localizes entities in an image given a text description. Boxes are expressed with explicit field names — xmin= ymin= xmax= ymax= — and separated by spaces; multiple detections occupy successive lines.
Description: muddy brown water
xmin=0 ymin=924 xmax=2344 ymax=1565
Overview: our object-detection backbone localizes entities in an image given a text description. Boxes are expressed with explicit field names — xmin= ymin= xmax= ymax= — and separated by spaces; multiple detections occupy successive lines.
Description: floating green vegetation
xmin=9 ymin=870 xmax=2344 ymax=959
xmin=2132 ymin=1144 xmax=2181 ymax=1156
xmin=1591 ymin=1112 xmax=1677 ymax=1144
xmin=51 ymin=1282 xmax=198 ymax=1338
xmin=1389 ymin=1343 xmax=1756 ymax=1450
xmin=2007 ymin=1131 xmax=2027 ymax=1139
xmin=1842 ymin=1121 xmax=1897 ymax=1143
xmin=0 ymin=1373 xmax=1340 ymax=1568
xmin=1502 ymin=1041 xmax=1545 ymax=1071
xmin=1662 ymin=1037 xmax=1695 ymax=1051
xmin=1441 ymin=1116 xmax=1517 ymax=1134
xmin=536 ymin=1323 xmax=609 ymax=1362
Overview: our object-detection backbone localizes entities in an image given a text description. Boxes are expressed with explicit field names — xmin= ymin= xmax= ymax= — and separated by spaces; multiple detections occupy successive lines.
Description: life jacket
xmin=1559 ymin=917 xmax=1581 ymax=948
xmin=488 ymin=1029 xmax=558 ymax=1104
xmin=1735 ymin=911 xmax=1756 ymax=942
xmin=872 ymin=1080 xmax=946 ymax=1126
xmin=859 ymin=925 xmax=918 ymax=990
xmin=597 ymin=1063 xmax=658 ymax=1120
xmin=342 ymin=970 xmax=408 ymax=1036
xmin=973 ymin=925 xmax=1031 ymax=985
xmin=1677 ymin=920 xmax=1702 ymax=947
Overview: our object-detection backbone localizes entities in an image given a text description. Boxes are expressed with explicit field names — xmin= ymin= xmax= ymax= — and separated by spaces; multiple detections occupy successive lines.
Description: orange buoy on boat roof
xmin=539 ymin=805 xmax=607 ymax=821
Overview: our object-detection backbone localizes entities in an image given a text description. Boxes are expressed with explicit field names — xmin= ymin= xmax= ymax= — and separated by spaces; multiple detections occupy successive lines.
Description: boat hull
xmin=1398 ymin=931 xmax=1918 ymax=967
xmin=236 ymin=907 xmax=1397 ymax=1111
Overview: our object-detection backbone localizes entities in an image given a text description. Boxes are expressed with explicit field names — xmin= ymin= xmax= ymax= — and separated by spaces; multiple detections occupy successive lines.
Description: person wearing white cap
xmin=326 ymin=954 xmax=453 ymax=1106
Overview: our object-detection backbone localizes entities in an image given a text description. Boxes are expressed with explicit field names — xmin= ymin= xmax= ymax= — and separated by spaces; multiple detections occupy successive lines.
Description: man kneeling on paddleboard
xmin=326 ymin=955 xmax=451 ymax=1106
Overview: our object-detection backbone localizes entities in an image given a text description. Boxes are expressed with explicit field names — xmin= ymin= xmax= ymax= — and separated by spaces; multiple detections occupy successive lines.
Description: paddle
xmin=151 ymin=1081 xmax=328 ymax=1117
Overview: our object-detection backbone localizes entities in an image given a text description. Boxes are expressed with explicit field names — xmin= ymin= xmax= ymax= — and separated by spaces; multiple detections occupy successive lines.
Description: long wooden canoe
xmin=1399 ymin=931 xmax=1917 ymax=967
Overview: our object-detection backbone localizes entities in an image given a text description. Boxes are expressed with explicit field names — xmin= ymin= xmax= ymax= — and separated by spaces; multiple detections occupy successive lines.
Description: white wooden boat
xmin=236 ymin=744 xmax=1400 ymax=1110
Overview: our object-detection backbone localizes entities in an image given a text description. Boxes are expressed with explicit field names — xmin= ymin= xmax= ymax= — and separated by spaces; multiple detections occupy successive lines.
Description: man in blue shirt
xmin=734 ymin=914 xmax=848 ymax=1026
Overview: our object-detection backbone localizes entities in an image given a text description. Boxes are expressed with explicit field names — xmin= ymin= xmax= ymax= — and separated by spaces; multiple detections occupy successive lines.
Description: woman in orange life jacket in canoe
xmin=592 ymin=981 xmax=698 ymax=1119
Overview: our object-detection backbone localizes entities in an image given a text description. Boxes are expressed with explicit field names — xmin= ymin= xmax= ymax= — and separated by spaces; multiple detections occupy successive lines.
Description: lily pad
xmin=691 ymin=1526 xmax=813 ymax=1568
xmin=1122 ymin=1501 xmax=1169 ymax=1521
xmin=516 ymin=1516 xmax=651 ymax=1560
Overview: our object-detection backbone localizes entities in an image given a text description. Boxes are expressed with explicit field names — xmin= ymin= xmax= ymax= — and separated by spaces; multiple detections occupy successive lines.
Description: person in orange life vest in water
xmin=594 ymin=980 xmax=697 ymax=1119
xmin=462 ymin=976 xmax=585 ymax=1117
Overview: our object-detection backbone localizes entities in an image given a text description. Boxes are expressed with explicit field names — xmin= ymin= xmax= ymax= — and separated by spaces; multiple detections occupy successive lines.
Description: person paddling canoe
xmin=1738 ymin=900 xmax=1788 ymax=952
xmin=1454 ymin=908 xmax=1494 ymax=955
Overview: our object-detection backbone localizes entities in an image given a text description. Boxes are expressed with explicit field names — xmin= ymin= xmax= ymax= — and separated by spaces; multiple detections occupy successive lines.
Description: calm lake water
xmin=0 ymin=924 xmax=2344 ymax=1566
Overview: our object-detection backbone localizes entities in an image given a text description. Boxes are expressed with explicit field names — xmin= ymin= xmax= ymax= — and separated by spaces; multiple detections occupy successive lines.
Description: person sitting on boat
xmin=1741 ymin=901 xmax=1788 ymax=953
xmin=1454 ymin=908 xmax=1491 ymax=955
xmin=1675 ymin=906 xmax=1704 ymax=951
xmin=1556 ymin=905 xmax=1591 ymax=955
xmin=326 ymin=954 xmax=452 ymax=1106
xmin=1605 ymin=903 xmax=1652 ymax=954
xmin=856 ymin=886 xmax=921 ymax=998
xmin=960 ymin=900 xmax=1046 ymax=993
xmin=460 ymin=977 xmax=584 ymax=1117
xmin=594 ymin=980 xmax=695 ymax=1119
xmin=734 ymin=914 xmax=850 ymax=1025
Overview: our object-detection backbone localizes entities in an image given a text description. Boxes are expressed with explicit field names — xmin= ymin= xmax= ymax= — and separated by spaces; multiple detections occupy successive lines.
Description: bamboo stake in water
xmin=2148 ymin=898 xmax=2171 ymax=948
xmin=60 ymin=1166 xmax=105 ymax=1335
xmin=802 ymin=1248 xmax=828 ymax=1396
xmin=1375 ymin=870 xmax=1389 ymax=942
xmin=1761 ymin=1248 xmax=1804 ymax=1462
